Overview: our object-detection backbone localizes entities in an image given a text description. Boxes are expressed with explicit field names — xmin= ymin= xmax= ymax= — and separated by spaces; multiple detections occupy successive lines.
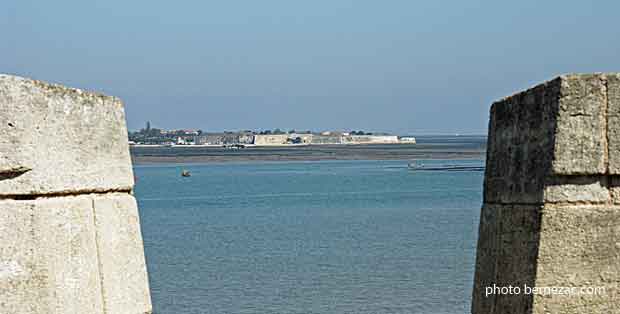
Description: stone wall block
xmin=536 ymin=205 xmax=620 ymax=267
xmin=483 ymin=81 xmax=559 ymax=204
xmin=0 ymin=196 xmax=105 ymax=314
xmin=472 ymin=204 xmax=542 ymax=314
xmin=93 ymin=193 xmax=152 ymax=314
xmin=543 ymin=176 xmax=610 ymax=203
xmin=473 ymin=73 xmax=620 ymax=313
xmin=607 ymin=74 xmax=620 ymax=174
xmin=0 ymin=74 xmax=134 ymax=196
xmin=552 ymin=74 xmax=607 ymax=175
xmin=0 ymin=74 xmax=151 ymax=314
xmin=471 ymin=205 xmax=502 ymax=314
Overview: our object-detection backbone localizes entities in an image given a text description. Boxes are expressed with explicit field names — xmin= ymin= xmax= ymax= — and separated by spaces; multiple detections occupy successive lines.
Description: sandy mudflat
xmin=131 ymin=137 xmax=486 ymax=164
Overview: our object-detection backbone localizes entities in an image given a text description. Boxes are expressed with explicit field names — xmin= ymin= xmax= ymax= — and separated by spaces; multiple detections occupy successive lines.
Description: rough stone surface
xmin=93 ymin=193 xmax=151 ymax=314
xmin=473 ymin=204 xmax=620 ymax=314
xmin=543 ymin=176 xmax=610 ymax=203
xmin=0 ymin=74 xmax=134 ymax=196
xmin=483 ymin=73 xmax=620 ymax=205
xmin=473 ymin=73 xmax=620 ymax=313
xmin=0 ymin=196 xmax=104 ymax=314
xmin=483 ymin=78 xmax=559 ymax=204
xmin=553 ymin=74 xmax=607 ymax=175
xmin=607 ymin=74 xmax=620 ymax=174
xmin=533 ymin=205 xmax=620 ymax=313
xmin=472 ymin=204 xmax=541 ymax=314
xmin=0 ymin=75 xmax=151 ymax=314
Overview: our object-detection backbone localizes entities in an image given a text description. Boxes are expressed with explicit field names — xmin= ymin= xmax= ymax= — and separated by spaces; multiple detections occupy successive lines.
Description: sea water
xmin=134 ymin=159 xmax=484 ymax=314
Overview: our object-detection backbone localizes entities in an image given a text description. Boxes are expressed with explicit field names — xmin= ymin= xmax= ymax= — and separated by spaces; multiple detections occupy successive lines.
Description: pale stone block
xmin=543 ymin=176 xmax=610 ymax=203
xmin=532 ymin=204 xmax=620 ymax=313
xmin=0 ymin=74 xmax=134 ymax=196
xmin=0 ymin=74 xmax=151 ymax=314
xmin=536 ymin=205 xmax=620 ymax=270
xmin=607 ymin=73 xmax=620 ymax=174
xmin=610 ymin=177 xmax=620 ymax=204
xmin=533 ymin=298 xmax=620 ymax=314
xmin=0 ymin=196 xmax=104 ymax=314
xmin=552 ymin=74 xmax=607 ymax=175
xmin=93 ymin=193 xmax=152 ymax=314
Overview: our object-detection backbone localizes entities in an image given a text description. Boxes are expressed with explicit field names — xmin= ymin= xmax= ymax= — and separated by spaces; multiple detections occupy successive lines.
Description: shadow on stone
xmin=471 ymin=205 xmax=542 ymax=313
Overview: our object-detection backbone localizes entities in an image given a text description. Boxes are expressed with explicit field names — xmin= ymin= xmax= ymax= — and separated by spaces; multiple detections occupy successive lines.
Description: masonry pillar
xmin=0 ymin=74 xmax=152 ymax=314
xmin=471 ymin=74 xmax=620 ymax=313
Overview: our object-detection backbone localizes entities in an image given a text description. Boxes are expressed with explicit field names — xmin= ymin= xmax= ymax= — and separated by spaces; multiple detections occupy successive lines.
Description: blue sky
xmin=2 ymin=1 xmax=619 ymax=134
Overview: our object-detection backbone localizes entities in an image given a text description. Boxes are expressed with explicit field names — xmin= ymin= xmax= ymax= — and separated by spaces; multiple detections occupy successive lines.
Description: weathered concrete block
xmin=0 ymin=74 xmax=134 ymax=196
xmin=93 ymin=193 xmax=152 ymax=314
xmin=474 ymin=73 xmax=620 ymax=313
xmin=0 ymin=196 xmax=104 ymax=314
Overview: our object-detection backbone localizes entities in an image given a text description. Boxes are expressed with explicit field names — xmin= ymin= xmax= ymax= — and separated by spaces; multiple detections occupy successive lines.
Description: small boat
xmin=224 ymin=144 xmax=246 ymax=149
xmin=181 ymin=170 xmax=191 ymax=177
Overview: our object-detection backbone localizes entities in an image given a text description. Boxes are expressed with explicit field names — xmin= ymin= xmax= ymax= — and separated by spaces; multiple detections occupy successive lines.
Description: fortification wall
xmin=342 ymin=135 xmax=400 ymax=144
xmin=253 ymin=134 xmax=290 ymax=145
xmin=310 ymin=135 xmax=342 ymax=145
xmin=238 ymin=133 xmax=255 ymax=144
xmin=290 ymin=133 xmax=313 ymax=144
xmin=472 ymin=73 xmax=620 ymax=313
xmin=0 ymin=74 xmax=152 ymax=314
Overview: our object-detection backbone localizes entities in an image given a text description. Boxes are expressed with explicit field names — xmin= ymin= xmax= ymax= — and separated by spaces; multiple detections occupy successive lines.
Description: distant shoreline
xmin=132 ymin=154 xmax=485 ymax=164
xmin=130 ymin=141 xmax=486 ymax=164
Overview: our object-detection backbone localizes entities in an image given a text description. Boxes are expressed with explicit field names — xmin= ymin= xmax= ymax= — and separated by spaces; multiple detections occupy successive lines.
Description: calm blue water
xmin=134 ymin=159 xmax=483 ymax=314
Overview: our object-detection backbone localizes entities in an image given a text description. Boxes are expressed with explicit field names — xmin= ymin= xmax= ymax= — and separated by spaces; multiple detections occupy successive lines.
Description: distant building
xmin=311 ymin=135 xmax=342 ymax=145
xmin=253 ymin=134 xmax=289 ymax=145
xmin=343 ymin=135 xmax=399 ymax=144
xmin=131 ymin=127 xmax=410 ymax=147
xmin=183 ymin=129 xmax=200 ymax=135
xmin=238 ymin=133 xmax=255 ymax=144
xmin=175 ymin=136 xmax=195 ymax=145
xmin=399 ymin=136 xmax=416 ymax=143
xmin=290 ymin=133 xmax=313 ymax=144
xmin=195 ymin=132 xmax=255 ymax=145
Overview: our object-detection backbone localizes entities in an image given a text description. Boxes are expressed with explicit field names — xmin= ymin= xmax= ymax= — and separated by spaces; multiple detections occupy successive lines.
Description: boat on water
xmin=408 ymin=162 xmax=484 ymax=172
xmin=224 ymin=144 xmax=246 ymax=149
xmin=181 ymin=170 xmax=191 ymax=177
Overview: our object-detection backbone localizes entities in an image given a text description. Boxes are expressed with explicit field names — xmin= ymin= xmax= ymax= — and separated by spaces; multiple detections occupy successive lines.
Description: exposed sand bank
xmin=131 ymin=141 xmax=486 ymax=164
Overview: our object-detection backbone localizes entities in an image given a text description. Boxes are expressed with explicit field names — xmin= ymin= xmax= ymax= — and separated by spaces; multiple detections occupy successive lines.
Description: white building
xmin=399 ymin=137 xmax=417 ymax=144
